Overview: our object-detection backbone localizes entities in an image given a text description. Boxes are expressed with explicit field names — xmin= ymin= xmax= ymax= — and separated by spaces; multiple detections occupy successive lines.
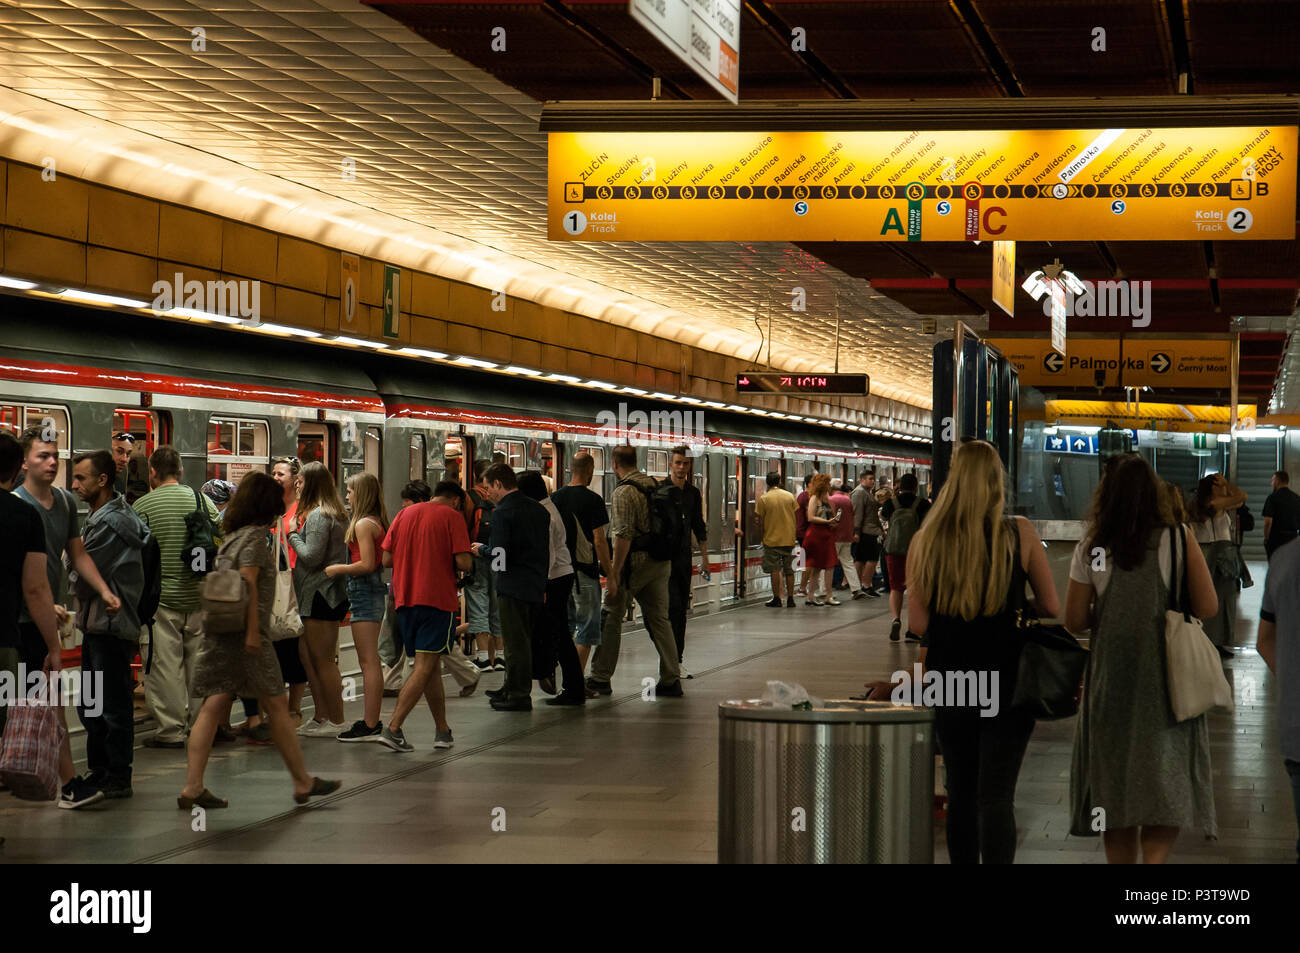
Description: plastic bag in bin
xmin=760 ymin=680 xmax=821 ymax=710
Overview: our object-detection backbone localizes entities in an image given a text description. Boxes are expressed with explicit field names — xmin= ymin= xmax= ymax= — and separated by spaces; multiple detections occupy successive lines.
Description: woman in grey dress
xmin=179 ymin=471 xmax=341 ymax=809
xmin=1065 ymin=454 xmax=1219 ymax=863
xmin=1190 ymin=473 xmax=1247 ymax=655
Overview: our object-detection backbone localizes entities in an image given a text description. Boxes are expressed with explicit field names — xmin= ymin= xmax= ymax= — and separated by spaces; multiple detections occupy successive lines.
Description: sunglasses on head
xmin=112 ymin=432 xmax=135 ymax=442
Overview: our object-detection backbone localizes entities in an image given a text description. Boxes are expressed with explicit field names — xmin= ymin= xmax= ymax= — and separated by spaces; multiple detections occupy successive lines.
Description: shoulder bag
xmin=1006 ymin=519 xmax=1090 ymax=720
xmin=269 ymin=526 xmax=304 ymax=642
xmin=1164 ymin=525 xmax=1234 ymax=722
xmin=199 ymin=529 xmax=259 ymax=636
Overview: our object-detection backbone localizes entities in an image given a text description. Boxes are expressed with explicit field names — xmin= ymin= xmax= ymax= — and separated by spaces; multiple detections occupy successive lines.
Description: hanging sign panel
xmin=549 ymin=126 xmax=1296 ymax=241
xmin=629 ymin=0 xmax=740 ymax=105
xmin=1119 ymin=337 xmax=1232 ymax=389
xmin=987 ymin=337 xmax=1122 ymax=388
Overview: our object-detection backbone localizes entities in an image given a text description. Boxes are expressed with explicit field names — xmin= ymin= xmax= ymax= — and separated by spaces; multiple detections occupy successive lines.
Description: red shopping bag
xmin=0 ymin=701 xmax=66 ymax=800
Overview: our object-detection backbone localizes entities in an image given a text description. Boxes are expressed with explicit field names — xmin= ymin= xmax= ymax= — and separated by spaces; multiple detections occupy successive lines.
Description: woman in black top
xmin=904 ymin=440 xmax=1059 ymax=863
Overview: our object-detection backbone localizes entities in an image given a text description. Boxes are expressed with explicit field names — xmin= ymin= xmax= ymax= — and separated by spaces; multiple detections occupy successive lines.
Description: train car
xmin=1 ymin=298 xmax=931 ymax=613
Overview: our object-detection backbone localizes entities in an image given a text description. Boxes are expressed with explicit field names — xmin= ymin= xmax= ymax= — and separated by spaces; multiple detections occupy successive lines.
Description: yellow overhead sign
xmin=989 ymin=336 xmax=1233 ymax=389
xmin=549 ymin=126 xmax=1296 ymax=241
xmin=989 ymin=337 xmax=1122 ymax=387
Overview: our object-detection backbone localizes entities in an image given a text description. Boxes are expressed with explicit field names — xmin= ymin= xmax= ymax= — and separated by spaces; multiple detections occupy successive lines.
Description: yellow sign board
xmin=549 ymin=126 xmax=1296 ymax=241
xmin=989 ymin=337 xmax=1121 ymax=387
xmin=1119 ymin=338 xmax=1231 ymax=388
xmin=992 ymin=240 xmax=1015 ymax=317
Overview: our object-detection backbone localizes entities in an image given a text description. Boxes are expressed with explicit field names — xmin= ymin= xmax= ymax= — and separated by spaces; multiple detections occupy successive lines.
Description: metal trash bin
xmin=718 ymin=699 xmax=934 ymax=864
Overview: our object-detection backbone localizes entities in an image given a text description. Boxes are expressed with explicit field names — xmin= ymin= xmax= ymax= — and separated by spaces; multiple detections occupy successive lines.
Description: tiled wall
xmin=0 ymin=160 xmax=929 ymax=434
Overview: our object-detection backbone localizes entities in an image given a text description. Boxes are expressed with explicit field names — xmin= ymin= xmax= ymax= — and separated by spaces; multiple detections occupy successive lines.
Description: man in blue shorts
xmin=378 ymin=481 xmax=472 ymax=752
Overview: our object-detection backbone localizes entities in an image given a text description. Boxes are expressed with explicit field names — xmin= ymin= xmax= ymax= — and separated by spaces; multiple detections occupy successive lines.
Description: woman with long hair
xmin=325 ymin=472 xmax=389 ymax=741
xmin=801 ymin=472 xmax=841 ymax=605
xmin=1161 ymin=481 xmax=1189 ymax=526
xmin=1065 ymin=453 xmax=1219 ymax=863
xmin=179 ymin=470 xmax=340 ymax=808
xmin=1189 ymin=472 xmax=1246 ymax=656
xmin=905 ymin=440 xmax=1059 ymax=864
xmin=287 ymin=462 xmax=350 ymax=737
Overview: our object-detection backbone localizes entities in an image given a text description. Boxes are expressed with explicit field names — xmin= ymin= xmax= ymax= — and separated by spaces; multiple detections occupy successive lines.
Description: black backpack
xmin=622 ymin=476 xmax=680 ymax=562
xmin=135 ymin=520 xmax=163 ymax=674
xmin=182 ymin=486 xmax=219 ymax=575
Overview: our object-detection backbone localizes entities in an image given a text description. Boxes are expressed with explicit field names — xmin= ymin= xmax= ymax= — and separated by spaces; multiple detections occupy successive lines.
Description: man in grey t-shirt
xmin=1257 ymin=535 xmax=1300 ymax=862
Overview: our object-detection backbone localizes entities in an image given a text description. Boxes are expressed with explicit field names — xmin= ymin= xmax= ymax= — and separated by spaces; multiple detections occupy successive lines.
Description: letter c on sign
xmin=982 ymin=206 xmax=1007 ymax=235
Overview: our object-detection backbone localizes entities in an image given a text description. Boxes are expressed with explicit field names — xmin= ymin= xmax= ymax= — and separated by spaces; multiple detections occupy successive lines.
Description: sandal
xmin=293 ymin=777 xmax=341 ymax=805
xmin=177 ymin=788 xmax=228 ymax=809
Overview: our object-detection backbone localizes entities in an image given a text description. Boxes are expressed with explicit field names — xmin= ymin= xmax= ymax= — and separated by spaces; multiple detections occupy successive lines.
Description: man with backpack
xmin=132 ymin=445 xmax=221 ymax=748
xmin=879 ymin=472 xmax=931 ymax=642
xmin=71 ymin=450 xmax=152 ymax=800
xmin=551 ymin=452 xmax=612 ymax=683
xmin=586 ymin=445 xmax=683 ymax=697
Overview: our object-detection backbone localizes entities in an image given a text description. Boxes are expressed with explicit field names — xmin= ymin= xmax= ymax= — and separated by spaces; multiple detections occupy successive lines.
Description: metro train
xmin=1 ymin=298 xmax=932 ymax=610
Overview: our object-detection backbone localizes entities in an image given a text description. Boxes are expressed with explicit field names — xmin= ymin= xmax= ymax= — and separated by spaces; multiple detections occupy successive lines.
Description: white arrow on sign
xmin=1072 ymin=437 xmax=1087 ymax=451
xmin=1151 ymin=352 xmax=1171 ymax=373
xmin=1043 ymin=352 xmax=1064 ymax=373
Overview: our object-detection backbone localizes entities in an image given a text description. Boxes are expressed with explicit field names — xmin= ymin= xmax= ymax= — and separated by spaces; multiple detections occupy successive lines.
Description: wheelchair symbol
xmin=1111 ymin=199 xmax=1126 ymax=215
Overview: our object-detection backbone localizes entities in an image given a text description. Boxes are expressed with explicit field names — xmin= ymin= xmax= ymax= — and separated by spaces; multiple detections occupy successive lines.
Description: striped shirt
xmin=133 ymin=482 xmax=220 ymax=611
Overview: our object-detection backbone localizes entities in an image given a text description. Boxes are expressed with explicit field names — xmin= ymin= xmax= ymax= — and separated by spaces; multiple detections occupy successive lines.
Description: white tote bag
xmin=1164 ymin=525 xmax=1234 ymax=722
xmin=269 ymin=527 xmax=304 ymax=642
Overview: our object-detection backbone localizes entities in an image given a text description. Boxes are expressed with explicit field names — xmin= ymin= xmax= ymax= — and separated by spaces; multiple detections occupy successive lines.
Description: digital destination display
xmin=736 ymin=372 xmax=869 ymax=396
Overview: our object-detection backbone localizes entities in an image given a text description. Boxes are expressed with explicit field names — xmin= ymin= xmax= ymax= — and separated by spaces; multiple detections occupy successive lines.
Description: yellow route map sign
xmin=548 ymin=126 xmax=1296 ymax=241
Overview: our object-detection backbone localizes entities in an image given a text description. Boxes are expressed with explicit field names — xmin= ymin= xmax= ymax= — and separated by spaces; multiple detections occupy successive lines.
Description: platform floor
xmin=1 ymin=569 xmax=1293 ymax=864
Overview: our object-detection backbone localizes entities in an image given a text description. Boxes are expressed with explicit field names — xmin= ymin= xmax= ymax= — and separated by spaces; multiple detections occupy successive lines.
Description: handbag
xmin=269 ymin=527 xmax=304 ymax=642
xmin=1165 ymin=525 xmax=1234 ymax=722
xmin=1005 ymin=519 xmax=1089 ymax=720
xmin=0 ymin=701 xmax=66 ymax=800
xmin=1236 ymin=545 xmax=1253 ymax=590
xmin=199 ymin=529 xmax=258 ymax=636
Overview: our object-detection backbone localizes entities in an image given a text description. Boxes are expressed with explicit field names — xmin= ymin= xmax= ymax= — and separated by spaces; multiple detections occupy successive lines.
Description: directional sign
xmin=549 ymin=125 xmax=1298 ymax=241
xmin=382 ymin=265 xmax=401 ymax=339
xmin=1043 ymin=351 xmax=1065 ymax=373
xmin=340 ymin=253 xmax=360 ymax=331
xmin=1120 ymin=338 xmax=1231 ymax=388
xmin=1150 ymin=352 xmax=1171 ymax=374
xmin=992 ymin=337 xmax=1122 ymax=387
xmin=1044 ymin=433 xmax=1096 ymax=455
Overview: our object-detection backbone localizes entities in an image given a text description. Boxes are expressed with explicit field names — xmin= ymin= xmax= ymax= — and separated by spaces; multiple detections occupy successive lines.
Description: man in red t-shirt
xmin=378 ymin=481 xmax=472 ymax=753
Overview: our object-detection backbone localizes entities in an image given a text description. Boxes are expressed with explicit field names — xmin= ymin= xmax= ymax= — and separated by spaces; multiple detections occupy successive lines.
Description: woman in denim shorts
xmin=325 ymin=472 xmax=389 ymax=742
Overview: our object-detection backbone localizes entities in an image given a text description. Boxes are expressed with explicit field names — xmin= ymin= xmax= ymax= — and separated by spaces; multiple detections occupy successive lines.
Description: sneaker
xmin=433 ymin=729 xmax=454 ymax=749
xmin=585 ymin=677 xmax=612 ymax=696
xmin=492 ymin=657 xmax=506 ymax=672
xmin=378 ymin=725 xmax=414 ymax=752
xmin=765 ymin=598 xmax=782 ymax=608
xmin=825 ymin=597 xmax=842 ymax=606
xmin=889 ymin=618 xmax=902 ymax=642
xmin=299 ymin=719 xmax=343 ymax=738
xmin=58 ymin=777 xmax=105 ymax=810
xmin=678 ymin=664 xmax=693 ymax=679
xmin=99 ymin=780 xmax=133 ymax=800
xmin=654 ymin=680 xmax=684 ymax=697
xmin=247 ymin=723 xmax=273 ymax=745
xmin=851 ymin=590 xmax=866 ymax=600
xmin=905 ymin=630 xmax=924 ymax=643
xmin=472 ymin=658 xmax=493 ymax=672
xmin=786 ymin=597 xmax=796 ymax=608
xmin=338 ymin=719 xmax=382 ymax=742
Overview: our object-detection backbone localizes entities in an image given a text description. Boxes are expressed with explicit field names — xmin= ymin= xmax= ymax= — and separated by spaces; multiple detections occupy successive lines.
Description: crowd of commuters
xmin=2 ymin=425 xmax=1297 ymax=866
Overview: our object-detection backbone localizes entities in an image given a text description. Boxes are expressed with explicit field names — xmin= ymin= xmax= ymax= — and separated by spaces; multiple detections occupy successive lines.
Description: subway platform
xmin=1 ymin=576 xmax=1291 ymax=865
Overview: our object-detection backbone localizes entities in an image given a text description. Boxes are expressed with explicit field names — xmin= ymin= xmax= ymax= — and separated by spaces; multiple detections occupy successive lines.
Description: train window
xmin=297 ymin=422 xmax=334 ymax=476
xmin=207 ymin=417 xmax=270 ymax=483
xmin=646 ymin=449 xmax=669 ymax=478
xmin=1 ymin=403 xmax=72 ymax=488
xmin=113 ymin=409 xmax=168 ymax=456
xmin=364 ymin=426 xmax=381 ymax=478
xmin=409 ymin=433 xmax=426 ymax=482
xmin=577 ymin=444 xmax=606 ymax=499
xmin=724 ymin=465 xmax=738 ymax=538
xmin=493 ymin=439 xmax=525 ymax=469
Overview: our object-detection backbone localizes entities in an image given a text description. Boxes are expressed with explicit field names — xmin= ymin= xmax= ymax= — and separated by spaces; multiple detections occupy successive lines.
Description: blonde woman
xmin=905 ymin=440 xmax=1059 ymax=864
xmin=326 ymin=473 xmax=389 ymax=741
xmin=287 ymin=462 xmax=350 ymax=737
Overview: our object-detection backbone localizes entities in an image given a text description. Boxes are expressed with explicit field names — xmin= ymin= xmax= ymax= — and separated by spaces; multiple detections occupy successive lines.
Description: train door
xmin=731 ymin=454 xmax=747 ymax=599
xmin=540 ymin=440 xmax=559 ymax=493
xmin=297 ymin=421 xmax=337 ymax=478
xmin=113 ymin=408 xmax=169 ymax=456
xmin=445 ymin=435 xmax=468 ymax=487
xmin=576 ymin=443 xmax=609 ymax=502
